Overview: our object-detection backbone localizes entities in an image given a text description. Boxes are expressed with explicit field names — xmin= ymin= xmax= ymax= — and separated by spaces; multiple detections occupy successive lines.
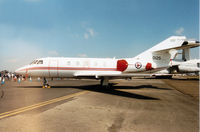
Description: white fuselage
xmin=156 ymin=59 xmax=200 ymax=74
xmin=178 ymin=59 xmax=200 ymax=73
xmin=15 ymin=57 xmax=159 ymax=78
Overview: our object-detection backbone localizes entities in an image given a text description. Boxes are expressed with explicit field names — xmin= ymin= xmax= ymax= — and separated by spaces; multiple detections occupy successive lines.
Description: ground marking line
xmin=0 ymin=91 xmax=87 ymax=116
xmin=0 ymin=91 xmax=88 ymax=119
xmin=0 ymin=95 xmax=71 ymax=116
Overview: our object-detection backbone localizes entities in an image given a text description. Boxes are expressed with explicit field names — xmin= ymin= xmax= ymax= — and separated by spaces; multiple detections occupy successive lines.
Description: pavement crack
xmin=108 ymin=113 xmax=124 ymax=132
xmin=0 ymin=89 xmax=4 ymax=99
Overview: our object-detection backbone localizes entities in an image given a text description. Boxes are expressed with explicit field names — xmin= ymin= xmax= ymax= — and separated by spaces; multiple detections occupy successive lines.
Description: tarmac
xmin=0 ymin=78 xmax=199 ymax=132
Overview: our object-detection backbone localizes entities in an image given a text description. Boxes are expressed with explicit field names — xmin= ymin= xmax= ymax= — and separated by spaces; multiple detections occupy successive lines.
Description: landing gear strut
xmin=100 ymin=77 xmax=111 ymax=88
xmin=43 ymin=78 xmax=50 ymax=88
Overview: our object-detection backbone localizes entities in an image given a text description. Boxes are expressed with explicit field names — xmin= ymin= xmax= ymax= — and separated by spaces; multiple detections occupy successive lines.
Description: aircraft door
xmin=49 ymin=59 xmax=58 ymax=77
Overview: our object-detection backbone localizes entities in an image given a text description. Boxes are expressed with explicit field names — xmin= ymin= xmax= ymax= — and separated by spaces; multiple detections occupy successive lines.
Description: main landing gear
xmin=100 ymin=77 xmax=111 ymax=88
xmin=42 ymin=78 xmax=51 ymax=88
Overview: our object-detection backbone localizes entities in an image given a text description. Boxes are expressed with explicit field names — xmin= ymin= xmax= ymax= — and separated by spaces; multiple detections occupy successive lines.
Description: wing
xmin=74 ymin=71 xmax=153 ymax=79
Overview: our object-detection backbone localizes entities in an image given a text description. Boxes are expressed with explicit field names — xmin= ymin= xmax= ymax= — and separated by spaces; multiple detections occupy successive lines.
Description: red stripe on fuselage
xmin=19 ymin=67 xmax=117 ymax=71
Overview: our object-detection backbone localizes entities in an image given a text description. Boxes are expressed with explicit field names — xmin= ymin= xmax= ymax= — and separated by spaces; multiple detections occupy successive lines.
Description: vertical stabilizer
xmin=134 ymin=36 xmax=186 ymax=61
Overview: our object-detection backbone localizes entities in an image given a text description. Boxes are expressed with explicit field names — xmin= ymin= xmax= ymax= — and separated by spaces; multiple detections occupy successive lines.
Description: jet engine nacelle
xmin=117 ymin=59 xmax=153 ymax=73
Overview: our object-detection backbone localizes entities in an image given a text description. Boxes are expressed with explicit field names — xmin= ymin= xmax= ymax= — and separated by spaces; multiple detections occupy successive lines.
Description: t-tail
xmin=119 ymin=36 xmax=199 ymax=73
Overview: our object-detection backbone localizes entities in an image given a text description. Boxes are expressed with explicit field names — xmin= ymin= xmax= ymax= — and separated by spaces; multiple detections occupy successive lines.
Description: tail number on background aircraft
xmin=153 ymin=56 xmax=161 ymax=60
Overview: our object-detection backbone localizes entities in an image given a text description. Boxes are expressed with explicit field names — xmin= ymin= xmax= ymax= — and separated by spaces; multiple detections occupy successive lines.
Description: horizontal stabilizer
xmin=154 ymin=40 xmax=200 ymax=53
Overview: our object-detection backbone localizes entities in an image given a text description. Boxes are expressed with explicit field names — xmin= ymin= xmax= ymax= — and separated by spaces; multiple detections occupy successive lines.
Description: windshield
xmin=30 ymin=60 xmax=43 ymax=65
xmin=37 ymin=60 xmax=43 ymax=64
xmin=30 ymin=60 xmax=38 ymax=65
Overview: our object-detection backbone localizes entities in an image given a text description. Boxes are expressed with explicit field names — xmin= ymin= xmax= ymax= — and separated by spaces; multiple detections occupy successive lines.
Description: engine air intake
xmin=117 ymin=59 xmax=128 ymax=72
xmin=145 ymin=63 xmax=153 ymax=70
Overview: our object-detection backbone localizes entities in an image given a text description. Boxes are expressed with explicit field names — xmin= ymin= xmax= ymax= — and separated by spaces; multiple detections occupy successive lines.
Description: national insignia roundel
xmin=135 ymin=62 xmax=142 ymax=69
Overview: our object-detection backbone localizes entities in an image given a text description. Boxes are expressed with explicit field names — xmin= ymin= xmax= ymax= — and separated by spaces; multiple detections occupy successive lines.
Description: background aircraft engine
xmin=117 ymin=59 xmax=128 ymax=72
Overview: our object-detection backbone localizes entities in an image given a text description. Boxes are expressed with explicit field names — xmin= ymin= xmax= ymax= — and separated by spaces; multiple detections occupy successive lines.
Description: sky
xmin=0 ymin=0 xmax=199 ymax=71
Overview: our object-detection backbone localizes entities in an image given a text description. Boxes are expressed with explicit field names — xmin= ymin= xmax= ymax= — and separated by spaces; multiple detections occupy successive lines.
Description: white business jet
xmin=156 ymin=59 xmax=200 ymax=75
xmin=15 ymin=36 xmax=199 ymax=88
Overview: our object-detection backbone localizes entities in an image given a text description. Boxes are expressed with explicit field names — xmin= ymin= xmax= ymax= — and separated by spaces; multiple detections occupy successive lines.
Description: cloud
xmin=175 ymin=27 xmax=184 ymax=35
xmin=87 ymin=28 xmax=94 ymax=37
xmin=48 ymin=50 xmax=59 ymax=56
xmin=83 ymin=28 xmax=96 ymax=39
xmin=84 ymin=33 xmax=89 ymax=39
xmin=77 ymin=54 xmax=87 ymax=58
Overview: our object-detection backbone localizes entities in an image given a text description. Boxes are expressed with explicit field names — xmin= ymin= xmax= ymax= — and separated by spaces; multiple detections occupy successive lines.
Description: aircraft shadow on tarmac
xmin=16 ymin=84 xmax=172 ymax=100
xmin=107 ymin=84 xmax=171 ymax=90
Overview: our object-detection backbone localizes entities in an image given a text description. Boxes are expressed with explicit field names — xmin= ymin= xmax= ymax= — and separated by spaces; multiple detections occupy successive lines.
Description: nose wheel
xmin=43 ymin=78 xmax=51 ymax=88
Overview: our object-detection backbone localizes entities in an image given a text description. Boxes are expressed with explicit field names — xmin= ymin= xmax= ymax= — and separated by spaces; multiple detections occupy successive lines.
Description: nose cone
xmin=15 ymin=67 xmax=26 ymax=75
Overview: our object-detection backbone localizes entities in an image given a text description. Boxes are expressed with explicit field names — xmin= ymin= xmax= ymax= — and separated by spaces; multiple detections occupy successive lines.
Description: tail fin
xmin=134 ymin=36 xmax=199 ymax=67
xmin=135 ymin=36 xmax=186 ymax=59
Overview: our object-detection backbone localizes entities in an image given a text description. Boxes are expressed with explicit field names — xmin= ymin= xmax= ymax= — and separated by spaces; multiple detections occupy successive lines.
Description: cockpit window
xmin=37 ymin=60 xmax=43 ymax=64
xmin=30 ymin=60 xmax=43 ymax=65
xmin=30 ymin=60 xmax=38 ymax=65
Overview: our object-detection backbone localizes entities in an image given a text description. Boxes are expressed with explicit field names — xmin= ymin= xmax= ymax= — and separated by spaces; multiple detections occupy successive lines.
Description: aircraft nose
xmin=15 ymin=68 xmax=20 ymax=74
xmin=15 ymin=67 xmax=26 ymax=75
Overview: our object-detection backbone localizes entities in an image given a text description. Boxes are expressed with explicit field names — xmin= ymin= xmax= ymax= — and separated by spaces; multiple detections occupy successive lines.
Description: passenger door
xmin=49 ymin=59 xmax=58 ymax=77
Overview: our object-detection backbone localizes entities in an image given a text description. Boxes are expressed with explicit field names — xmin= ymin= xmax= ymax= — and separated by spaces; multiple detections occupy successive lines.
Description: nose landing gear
xmin=43 ymin=78 xmax=51 ymax=88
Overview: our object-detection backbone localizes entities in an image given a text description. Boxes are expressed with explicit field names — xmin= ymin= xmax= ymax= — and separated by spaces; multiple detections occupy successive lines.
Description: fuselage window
xmin=67 ymin=61 xmax=71 ymax=66
xmin=76 ymin=61 xmax=80 ymax=66
xmin=197 ymin=63 xmax=200 ymax=68
xmin=83 ymin=61 xmax=89 ymax=67
xmin=103 ymin=62 xmax=107 ymax=67
xmin=37 ymin=60 xmax=43 ymax=64
xmin=94 ymin=61 xmax=98 ymax=67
